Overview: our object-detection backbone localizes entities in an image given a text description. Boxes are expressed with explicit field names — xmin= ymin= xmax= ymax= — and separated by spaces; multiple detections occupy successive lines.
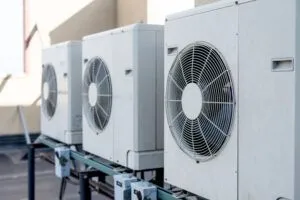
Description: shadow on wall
xmin=0 ymin=104 xmax=40 ymax=135
xmin=49 ymin=0 xmax=117 ymax=44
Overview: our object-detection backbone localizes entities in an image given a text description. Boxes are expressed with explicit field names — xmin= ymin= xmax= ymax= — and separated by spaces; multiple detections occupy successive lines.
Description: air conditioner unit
xmin=82 ymin=24 xmax=164 ymax=170
xmin=164 ymin=0 xmax=300 ymax=200
xmin=41 ymin=41 xmax=82 ymax=144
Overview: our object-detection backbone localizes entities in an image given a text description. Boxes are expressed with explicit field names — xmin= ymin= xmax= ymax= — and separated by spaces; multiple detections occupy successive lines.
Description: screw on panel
xmin=84 ymin=58 xmax=88 ymax=63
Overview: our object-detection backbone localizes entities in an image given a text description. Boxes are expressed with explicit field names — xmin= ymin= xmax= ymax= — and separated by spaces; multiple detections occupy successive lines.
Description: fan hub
xmin=43 ymin=82 xmax=49 ymax=100
xmin=181 ymin=83 xmax=202 ymax=120
xmin=88 ymin=83 xmax=98 ymax=106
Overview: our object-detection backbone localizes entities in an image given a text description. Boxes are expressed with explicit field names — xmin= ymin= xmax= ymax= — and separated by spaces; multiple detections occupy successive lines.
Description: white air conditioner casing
xmin=41 ymin=41 xmax=82 ymax=144
xmin=164 ymin=0 xmax=300 ymax=200
xmin=82 ymin=24 xmax=164 ymax=170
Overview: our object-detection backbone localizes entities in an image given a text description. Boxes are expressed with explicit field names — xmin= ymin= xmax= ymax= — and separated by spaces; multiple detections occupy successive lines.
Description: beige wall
xmin=117 ymin=0 xmax=194 ymax=26
xmin=0 ymin=0 xmax=207 ymax=135
xmin=0 ymin=0 xmax=117 ymax=135
xmin=50 ymin=0 xmax=116 ymax=44
xmin=117 ymin=0 xmax=147 ymax=27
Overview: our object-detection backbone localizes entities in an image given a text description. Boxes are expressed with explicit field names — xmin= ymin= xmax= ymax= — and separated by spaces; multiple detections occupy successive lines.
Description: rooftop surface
xmin=0 ymin=148 xmax=109 ymax=200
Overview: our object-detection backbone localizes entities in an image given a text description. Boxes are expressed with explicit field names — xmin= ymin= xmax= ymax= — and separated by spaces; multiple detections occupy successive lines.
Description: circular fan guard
xmin=166 ymin=42 xmax=236 ymax=161
xmin=83 ymin=57 xmax=112 ymax=133
xmin=42 ymin=64 xmax=57 ymax=119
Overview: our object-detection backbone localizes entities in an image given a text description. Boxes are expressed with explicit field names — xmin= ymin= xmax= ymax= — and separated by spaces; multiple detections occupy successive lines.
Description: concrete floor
xmin=0 ymin=148 xmax=109 ymax=200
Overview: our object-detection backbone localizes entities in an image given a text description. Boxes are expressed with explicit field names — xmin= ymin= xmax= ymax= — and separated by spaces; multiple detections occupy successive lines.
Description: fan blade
xmin=170 ymin=110 xmax=183 ymax=126
xmin=178 ymin=55 xmax=187 ymax=85
xmin=97 ymin=94 xmax=112 ymax=97
xmin=168 ymin=74 xmax=183 ymax=92
xmin=191 ymin=45 xmax=195 ymax=82
xmin=191 ymin=120 xmax=196 ymax=156
xmin=166 ymin=99 xmax=181 ymax=102
xmin=47 ymin=98 xmax=55 ymax=108
xmin=95 ymin=60 xmax=103 ymax=83
xmin=88 ymin=66 xmax=93 ymax=83
xmin=94 ymin=107 xmax=103 ymax=130
xmin=90 ymin=106 xmax=96 ymax=126
xmin=197 ymin=48 xmax=213 ymax=84
xmin=49 ymin=76 xmax=56 ymax=86
xmin=201 ymin=111 xmax=227 ymax=137
xmin=93 ymin=58 xmax=101 ymax=82
xmin=97 ymin=74 xmax=108 ymax=87
xmin=202 ymin=70 xmax=229 ymax=93
xmin=203 ymin=101 xmax=234 ymax=105
xmin=46 ymin=67 xmax=51 ymax=82
xmin=84 ymin=75 xmax=90 ymax=87
xmin=197 ymin=118 xmax=213 ymax=156
xmin=97 ymin=102 xmax=108 ymax=116
xmin=178 ymin=117 xmax=188 ymax=148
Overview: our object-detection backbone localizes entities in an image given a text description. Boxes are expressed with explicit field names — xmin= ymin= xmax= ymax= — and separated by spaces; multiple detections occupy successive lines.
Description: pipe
xmin=18 ymin=106 xmax=31 ymax=144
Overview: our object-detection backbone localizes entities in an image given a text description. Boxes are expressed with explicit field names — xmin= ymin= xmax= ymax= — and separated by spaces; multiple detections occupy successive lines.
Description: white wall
xmin=0 ymin=0 xmax=24 ymax=76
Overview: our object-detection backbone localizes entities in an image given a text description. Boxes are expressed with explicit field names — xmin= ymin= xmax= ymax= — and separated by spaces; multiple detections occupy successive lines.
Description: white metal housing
xmin=54 ymin=147 xmax=70 ymax=178
xmin=114 ymin=174 xmax=138 ymax=200
xmin=82 ymin=24 xmax=164 ymax=170
xmin=41 ymin=41 xmax=82 ymax=144
xmin=164 ymin=0 xmax=300 ymax=200
xmin=131 ymin=182 xmax=157 ymax=200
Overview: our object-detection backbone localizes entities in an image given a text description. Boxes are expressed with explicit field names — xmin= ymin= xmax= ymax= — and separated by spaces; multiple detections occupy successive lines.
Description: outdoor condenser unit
xmin=82 ymin=24 xmax=164 ymax=170
xmin=164 ymin=0 xmax=300 ymax=199
xmin=41 ymin=41 xmax=82 ymax=144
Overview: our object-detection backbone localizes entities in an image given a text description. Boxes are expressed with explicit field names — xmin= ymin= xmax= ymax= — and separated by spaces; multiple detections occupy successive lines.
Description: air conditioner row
xmin=41 ymin=0 xmax=300 ymax=199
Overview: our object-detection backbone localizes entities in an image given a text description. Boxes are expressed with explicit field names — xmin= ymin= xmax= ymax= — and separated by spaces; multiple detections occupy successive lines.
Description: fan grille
xmin=42 ymin=64 xmax=57 ymax=119
xmin=83 ymin=57 xmax=112 ymax=133
xmin=166 ymin=42 xmax=235 ymax=161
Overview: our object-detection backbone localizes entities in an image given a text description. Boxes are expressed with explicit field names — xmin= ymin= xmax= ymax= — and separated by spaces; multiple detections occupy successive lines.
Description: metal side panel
xmin=82 ymin=35 xmax=114 ymax=161
xmin=164 ymin=4 xmax=238 ymax=200
xmin=238 ymin=0 xmax=296 ymax=199
xmin=112 ymin=29 xmax=135 ymax=168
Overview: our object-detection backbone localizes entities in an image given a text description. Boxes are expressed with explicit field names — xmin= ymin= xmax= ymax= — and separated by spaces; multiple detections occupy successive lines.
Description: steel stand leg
xmin=59 ymin=178 xmax=67 ymax=200
xmin=28 ymin=145 xmax=35 ymax=200
xmin=80 ymin=173 xmax=91 ymax=200
xmin=156 ymin=168 xmax=164 ymax=187
xmin=27 ymin=143 xmax=46 ymax=200
xmin=98 ymin=171 xmax=106 ymax=183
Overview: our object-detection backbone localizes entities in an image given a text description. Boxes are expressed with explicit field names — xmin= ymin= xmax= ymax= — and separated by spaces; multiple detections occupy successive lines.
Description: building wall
xmin=117 ymin=0 xmax=147 ymax=27
xmin=0 ymin=0 xmax=117 ymax=135
xmin=0 ymin=0 xmax=215 ymax=135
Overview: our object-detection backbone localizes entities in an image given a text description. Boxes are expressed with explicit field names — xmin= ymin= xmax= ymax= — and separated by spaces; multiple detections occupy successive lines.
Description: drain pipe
xmin=18 ymin=106 xmax=31 ymax=144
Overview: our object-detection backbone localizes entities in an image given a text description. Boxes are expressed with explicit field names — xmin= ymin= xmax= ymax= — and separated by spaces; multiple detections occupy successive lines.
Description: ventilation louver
xmin=42 ymin=64 xmax=57 ymax=119
xmin=166 ymin=42 xmax=235 ymax=161
xmin=83 ymin=57 xmax=112 ymax=133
